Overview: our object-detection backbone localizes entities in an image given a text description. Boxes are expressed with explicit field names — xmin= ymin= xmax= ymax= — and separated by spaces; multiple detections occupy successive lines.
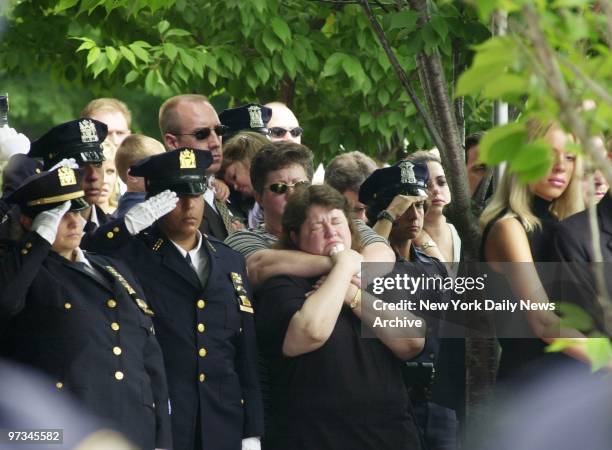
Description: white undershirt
xmin=170 ymin=230 xmax=207 ymax=285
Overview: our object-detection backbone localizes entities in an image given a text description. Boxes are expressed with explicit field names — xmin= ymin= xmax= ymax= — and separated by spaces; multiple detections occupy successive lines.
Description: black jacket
xmin=553 ymin=193 xmax=612 ymax=334
xmin=0 ymin=232 xmax=171 ymax=450
xmin=87 ymin=220 xmax=264 ymax=450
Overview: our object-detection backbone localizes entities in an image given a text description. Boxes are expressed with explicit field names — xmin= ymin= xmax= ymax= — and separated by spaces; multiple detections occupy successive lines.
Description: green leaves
xmin=456 ymin=36 xmax=521 ymax=98
xmin=586 ymin=338 xmax=612 ymax=372
xmin=479 ymin=122 xmax=556 ymax=183
xmin=387 ymin=10 xmax=419 ymax=32
xmin=119 ymin=46 xmax=137 ymax=68
xmin=479 ymin=123 xmax=528 ymax=165
xmin=271 ymin=17 xmax=292 ymax=44
xmin=557 ymin=303 xmax=594 ymax=332
xmin=86 ymin=47 xmax=101 ymax=68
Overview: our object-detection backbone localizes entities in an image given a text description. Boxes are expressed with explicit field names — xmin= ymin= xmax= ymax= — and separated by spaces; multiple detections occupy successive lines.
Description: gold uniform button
xmin=241 ymin=398 xmax=244 ymax=405
xmin=198 ymin=373 xmax=206 ymax=383
xmin=113 ymin=346 xmax=122 ymax=356
xmin=111 ymin=322 xmax=120 ymax=331
xmin=198 ymin=348 xmax=207 ymax=357
xmin=20 ymin=249 xmax=28 ymax=255
xmin=113 ymin=227 xmax=120 ymax=233
xmin=197 ymin=323 xmax=205 ymax=333
xmin=197 ymin=299 xmax=205 ymax=309
xmin=25 ymin=242 xmax=32 ymax=249
xmin=115 ymin=371 xmax=124 ymax=381
xmin=56 ymin=382 xmax=63 ymax=389
xmin=106 ymin=231 xmax=114 ymax=239
xmin=64 ymin=302 xmax=72 ymax=310
xmin=107 ymin=299 xmax=117 ymax=308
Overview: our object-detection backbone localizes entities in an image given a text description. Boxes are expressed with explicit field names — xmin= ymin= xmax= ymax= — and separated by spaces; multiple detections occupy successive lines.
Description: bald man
xmin=264 ymin=102 xmax=303 ymax=144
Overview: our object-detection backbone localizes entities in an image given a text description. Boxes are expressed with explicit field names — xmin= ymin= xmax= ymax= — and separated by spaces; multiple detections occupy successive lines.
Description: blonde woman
xmin=480 ymin=122 xmax=586 ymax=380
xmin=96 ymin=140 xmax=119 ymax=214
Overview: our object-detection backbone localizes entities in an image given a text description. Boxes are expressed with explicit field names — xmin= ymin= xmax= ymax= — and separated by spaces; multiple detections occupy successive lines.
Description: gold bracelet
xmin=350 ymin=288 xmax=362 ymax=309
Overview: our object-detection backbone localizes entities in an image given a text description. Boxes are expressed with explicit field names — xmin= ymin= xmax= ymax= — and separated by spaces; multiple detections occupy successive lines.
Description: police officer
xmin=360 ymin=160 xmax=458 ymax=450
xmin=86 ymin=148 xmax=264 ymax=450
xmin=0 ymin=154 xmax=42 ymax=240
xmin=29 ymin=118 xmax=111 ymax=230
xmin=0 ymin=166 xmax=171 ymax=450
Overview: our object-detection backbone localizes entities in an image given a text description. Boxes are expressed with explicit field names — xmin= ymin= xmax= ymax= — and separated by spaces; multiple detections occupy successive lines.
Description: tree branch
xmin=523 ymin=5 xmax=612 ymax=188
xmin=597 ymin=0 xmax=612 ymax=49
xmin=358 ymin=0 xmax=445 ymax=152
xmin=523 ymin=4 xmax=612 ymax=335
xmin=557 ymin=54 xmax=612 ymax=106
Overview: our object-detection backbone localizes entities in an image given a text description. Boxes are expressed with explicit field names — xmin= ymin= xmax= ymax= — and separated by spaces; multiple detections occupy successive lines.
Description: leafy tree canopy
xmin=0 ymin=0 xmax=490 ymax=163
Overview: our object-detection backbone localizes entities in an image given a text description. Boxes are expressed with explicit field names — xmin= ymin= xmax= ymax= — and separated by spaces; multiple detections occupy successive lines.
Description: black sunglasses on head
xmin=267 ymin=180 xmax=310 ymax=194
xmin=269 ymin=126 xmax=304 ymax=138
xmin=171 ymin=125 xmax=230 ymax=140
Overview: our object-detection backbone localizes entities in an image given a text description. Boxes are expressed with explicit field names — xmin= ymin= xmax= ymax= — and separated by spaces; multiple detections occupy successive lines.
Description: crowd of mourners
xmin=0 ymin=95 xmax=610 ymax=450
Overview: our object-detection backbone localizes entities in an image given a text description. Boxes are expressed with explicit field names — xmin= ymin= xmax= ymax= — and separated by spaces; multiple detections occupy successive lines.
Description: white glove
xmin=50 ymin=157 xmax=79 ymax=171
xmin=241 ymin=437 xmax=261 ymax=450
xmin=124 ymin=190 xmax=178 ymax=235
xmin=32 ymin=201 xmax=71 ymax=245
xmin=0 ymin=125 xmax=30 ymax=161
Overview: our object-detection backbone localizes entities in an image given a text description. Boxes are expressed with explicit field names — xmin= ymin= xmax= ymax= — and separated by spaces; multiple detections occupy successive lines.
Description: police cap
xmin=219 ymin=103 xmax=272 ymax=139
xmin=29 ymin=118 xmax=107 ymax=169
xmin=6 ymin=166 xmax=88 ymax=217
xmin=359 ymin=160 xmax=429 ymax=205
xmin=1 ymin=154 xmax=43 ymax=200
xmin=130 ymin=147 xmax=212 ymax=196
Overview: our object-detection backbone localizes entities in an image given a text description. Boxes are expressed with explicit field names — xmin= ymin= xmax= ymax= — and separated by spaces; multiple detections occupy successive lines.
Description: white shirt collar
xmin=170 ymin=230 xmax=203 ymax=259
xmin=73 ymin=247 xmax=92 ymax=268
xmin=89 ymin=205 xmax=99 ymax=226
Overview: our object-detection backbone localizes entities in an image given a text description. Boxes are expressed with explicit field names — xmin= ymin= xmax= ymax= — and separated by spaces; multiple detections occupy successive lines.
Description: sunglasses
xmin=267 ymin=180 xmax=310 ymax=194
xmin=172 ymin=125 xmax=230 ymax=140
xmin=268 ymin=126 xmax=304 ymax=138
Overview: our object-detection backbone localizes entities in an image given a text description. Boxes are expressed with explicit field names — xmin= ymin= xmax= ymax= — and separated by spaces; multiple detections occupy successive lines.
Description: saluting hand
xmin=386 ymin=194 xmax=428 ymax=221
xmin=0 ymin=125 xmax=30 ymax=161
xmin=49 ymin=157 xmax=79 ymax=171
xmin=32 ymin=201 xmax=71 ymax=245
xmin=124 ymin=190 xmax=179 ymax=235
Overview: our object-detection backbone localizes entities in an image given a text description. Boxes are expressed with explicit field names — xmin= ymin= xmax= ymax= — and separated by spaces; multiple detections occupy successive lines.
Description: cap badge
xmin=399 ymin=161 xmax=417 ymax=184
xmin=179 ymin=149 xmax=196 ymax=169
xmin=248 ymin=105 xmax=264 ymax=128
xmin=57 ymin=167 xmax=77 ymax=186
xmin=79 ymin=119 xmax=99 ymax=143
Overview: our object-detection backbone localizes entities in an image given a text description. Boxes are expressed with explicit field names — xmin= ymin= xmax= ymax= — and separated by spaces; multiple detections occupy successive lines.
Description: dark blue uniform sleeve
xmin=0 ymin=232 xmax=51 ymax=317
xmin=143 ymin=328 xmax=173 ymax=448
xmin=236 ymin=259 xmax=265 ymax=438
xmin=80 ymin=217 xmax=133 ymax=252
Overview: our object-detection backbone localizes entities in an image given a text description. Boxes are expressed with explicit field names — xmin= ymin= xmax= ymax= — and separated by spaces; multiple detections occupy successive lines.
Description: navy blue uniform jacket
xmin=0 ymin=232 xmax=172 ymax=450
xmin=86 ymin=221 xmax=264 ymax=450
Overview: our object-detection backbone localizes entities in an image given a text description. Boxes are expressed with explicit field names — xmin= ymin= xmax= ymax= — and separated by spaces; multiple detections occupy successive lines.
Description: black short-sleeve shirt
xmin=255 ymin=275 xmax=422 ymax=450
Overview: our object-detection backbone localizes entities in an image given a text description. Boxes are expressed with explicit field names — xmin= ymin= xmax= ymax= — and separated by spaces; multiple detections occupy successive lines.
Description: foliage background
xmin=0 ymin=0 xmax=491 ymax=164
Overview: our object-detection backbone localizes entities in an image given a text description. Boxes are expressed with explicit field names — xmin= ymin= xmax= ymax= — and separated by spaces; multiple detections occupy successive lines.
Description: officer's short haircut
xmin=325 ymin=151 xmax=378 ymax=194
xmin=221 ymin=131 xmax=270 ymax=175
xmin=81 ymin=98 xmax=132 ymax=128
xmin=250 ymin=142 xmax=314 ymax=194
xmin=115 ymin=134 xmax=165 ymax=183
xmin=465 ymin=132 xmax=484 ymax=162
xmin=158 ymin=94 xmax=210 ymax=137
